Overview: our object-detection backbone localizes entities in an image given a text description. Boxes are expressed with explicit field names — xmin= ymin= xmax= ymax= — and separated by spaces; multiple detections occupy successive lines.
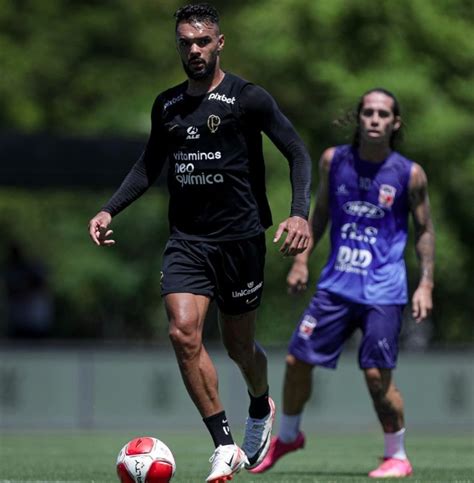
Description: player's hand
xmin=273 ymin=216 xmax=310 ymax=257
xmin=88 ymin=211 xmax=115 ymax=246
xmin=287 ymin=259 xmax=309 ymax=294
xmin=411 ymin=283 xmax=433 ymax=323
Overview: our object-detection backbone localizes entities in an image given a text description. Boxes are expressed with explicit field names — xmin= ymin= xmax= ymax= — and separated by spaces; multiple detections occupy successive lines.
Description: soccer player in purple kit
xmin=88 ymin=4 xmax=312 ymax=482
xmin=251 ymin=88 xmax=435 ymax=478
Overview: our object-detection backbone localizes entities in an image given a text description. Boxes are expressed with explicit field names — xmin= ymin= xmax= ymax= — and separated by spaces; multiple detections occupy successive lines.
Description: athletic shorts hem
xmin=219 ymin=303 xmax=262 ymax=316
xmin=288 ymin=348 xmax=338 ymax=369
xmin=359 ymin=361 xmax=397 ymax=370
xmin=161 ymin=288 xmax=213 ymax=298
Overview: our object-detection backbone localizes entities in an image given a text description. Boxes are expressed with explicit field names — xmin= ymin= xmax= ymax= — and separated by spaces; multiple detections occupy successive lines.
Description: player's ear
xmin=217 ymin=34 xmax=225 ymax=52
xmin=393 ymin=116 xmax=402 ymax=131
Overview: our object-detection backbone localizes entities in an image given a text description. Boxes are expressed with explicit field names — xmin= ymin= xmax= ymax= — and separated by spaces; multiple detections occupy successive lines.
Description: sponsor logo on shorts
xmin=232 ymin=281 xmax=263 ymax=299
xmin=174 ymin=161 xmax=224 ymax=187
xmin=335 ymin=245 xmax=372 ymax=275
xmin=298 ymin=314 xmax=317 ymax=339
xmin=343 ymin=201 xmax=385 ymax=219
xmin=186 ymin=126 xmax=200 ymax=140
xmin=378 ymin=184 xmax=397 ymax=208
xmin=163 ymin=93 xmax=184 ymax=111
xmin=208 ymin=92 xmax=235 ymax=104
xmin=341 ymin=223 xmax=378 ymax=245
xmin=378 ymin=338 xmax=391 ymax=351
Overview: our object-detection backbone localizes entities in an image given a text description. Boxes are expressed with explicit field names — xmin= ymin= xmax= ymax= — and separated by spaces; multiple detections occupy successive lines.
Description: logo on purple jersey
xmin=378 ymin=184 xmax=397 ymax=208
xmin=343 ymin=201 xmax=385 ymax=219
xmin=340 ymin=223 xmax=378 ymax=245
xmin=336 ymin=184 xmax=349 ymax=196
xmin=335 ymin=246 xmax=373 ymax=276
xmin=298 ymin=314 xmax=317 ymax=339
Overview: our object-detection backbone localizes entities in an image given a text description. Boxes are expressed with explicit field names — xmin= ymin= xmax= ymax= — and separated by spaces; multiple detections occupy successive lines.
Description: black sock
xmin=203 ymin=411 xmax=234 ymax=447
xmin=248 ymin=387 xmax=270 ymax=419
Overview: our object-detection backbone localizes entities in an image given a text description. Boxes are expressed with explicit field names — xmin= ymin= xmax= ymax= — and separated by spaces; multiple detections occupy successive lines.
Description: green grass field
xmin=0 ymin=431 xmax=472 ymax=482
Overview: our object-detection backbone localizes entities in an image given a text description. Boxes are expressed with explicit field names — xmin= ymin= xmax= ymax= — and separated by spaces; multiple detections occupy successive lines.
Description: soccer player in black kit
xmin=88 ymin=4 xmax=311 ymax=482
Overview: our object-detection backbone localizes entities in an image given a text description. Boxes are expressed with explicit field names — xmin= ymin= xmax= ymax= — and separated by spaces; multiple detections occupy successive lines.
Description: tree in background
xmin=0 ymin=0 xmax=472 ymax=344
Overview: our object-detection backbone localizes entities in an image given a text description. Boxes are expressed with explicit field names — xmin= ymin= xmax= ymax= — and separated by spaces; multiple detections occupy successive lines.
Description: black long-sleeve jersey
xmin=102 ymin=72 xmax=312 ymax=241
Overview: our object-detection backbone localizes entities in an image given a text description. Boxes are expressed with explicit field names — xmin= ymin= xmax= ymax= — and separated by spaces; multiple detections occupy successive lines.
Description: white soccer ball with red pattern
xmin=116 ymin=436 xmax=176 ymax=483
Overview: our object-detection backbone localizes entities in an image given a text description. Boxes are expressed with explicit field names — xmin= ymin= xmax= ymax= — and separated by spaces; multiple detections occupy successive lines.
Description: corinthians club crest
xmin=207 ymin=114 xmax=221 ymax=133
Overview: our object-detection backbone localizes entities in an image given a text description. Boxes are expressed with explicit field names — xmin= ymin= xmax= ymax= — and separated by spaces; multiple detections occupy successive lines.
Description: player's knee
xmin=226 ymin=347 xmax=242 ymax=365
xmin=285 ymin=354 xmax=313 ymax=380
xmin=285 ymin=354 xmax=311 ymax=370
xmin=168 ymin=318 xmax=202 ymax=359
xmin=365 ymin=370 xmax=387 ymax=402
xmin=225 ymin=340 xmax=251 ymax=366
xmin=365 ymin=368 xmax=392 ymax=397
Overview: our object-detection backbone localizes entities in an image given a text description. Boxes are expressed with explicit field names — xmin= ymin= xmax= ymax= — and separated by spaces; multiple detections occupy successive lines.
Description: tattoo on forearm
xmin=410 ymin=177 xmax=435 ymax=285
xmin=416 ymin=231 xmax=435 ymax=284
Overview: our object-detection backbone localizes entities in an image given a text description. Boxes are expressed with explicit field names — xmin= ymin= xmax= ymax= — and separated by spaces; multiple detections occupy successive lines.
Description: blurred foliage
xmin=0 ymin=0 xmax=472 ymax=344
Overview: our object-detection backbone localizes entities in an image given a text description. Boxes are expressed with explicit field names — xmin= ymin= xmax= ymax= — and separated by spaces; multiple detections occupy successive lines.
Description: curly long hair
xmin=352 ymin=88 xmax=402 ymax=149
xmin=335 ymin=88 xmax=402 ymax=149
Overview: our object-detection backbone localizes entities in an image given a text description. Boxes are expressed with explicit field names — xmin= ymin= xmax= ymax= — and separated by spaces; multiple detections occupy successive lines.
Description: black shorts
xmin=161 ymin=234 xmax=266 ymax=315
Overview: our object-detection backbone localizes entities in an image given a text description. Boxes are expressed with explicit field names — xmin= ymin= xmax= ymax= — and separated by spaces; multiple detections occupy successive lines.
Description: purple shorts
xmin=288 ymin=290 xmax=404 ymax=369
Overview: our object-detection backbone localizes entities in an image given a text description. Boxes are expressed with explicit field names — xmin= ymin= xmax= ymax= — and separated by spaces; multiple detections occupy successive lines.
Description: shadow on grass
xmin=269 ymin=470 xmax=368 ymax=478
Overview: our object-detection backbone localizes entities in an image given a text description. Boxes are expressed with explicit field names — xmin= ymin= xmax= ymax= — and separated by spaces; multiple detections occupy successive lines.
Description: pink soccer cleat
xmin=368 ymin=457 xmax=413 ymax=478
xmin=248 ymin=431 xmax=305 ymax=473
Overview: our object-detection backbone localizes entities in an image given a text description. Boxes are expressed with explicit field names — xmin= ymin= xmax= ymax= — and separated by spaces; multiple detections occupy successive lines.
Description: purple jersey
xmin=317 ymin=145 xmax=412 ymax=304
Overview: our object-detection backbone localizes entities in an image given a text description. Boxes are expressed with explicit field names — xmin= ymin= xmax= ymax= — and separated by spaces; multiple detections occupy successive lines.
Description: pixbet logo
xmin=174 ymin=162 xmax=224 ymax=187
xmin=335 ymin=245 xmax=372 ymax=275
xmin=208 ymin=92 xmax=236 ymax=104
xmin=163 ymin=93 xmax=184 ymax=111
